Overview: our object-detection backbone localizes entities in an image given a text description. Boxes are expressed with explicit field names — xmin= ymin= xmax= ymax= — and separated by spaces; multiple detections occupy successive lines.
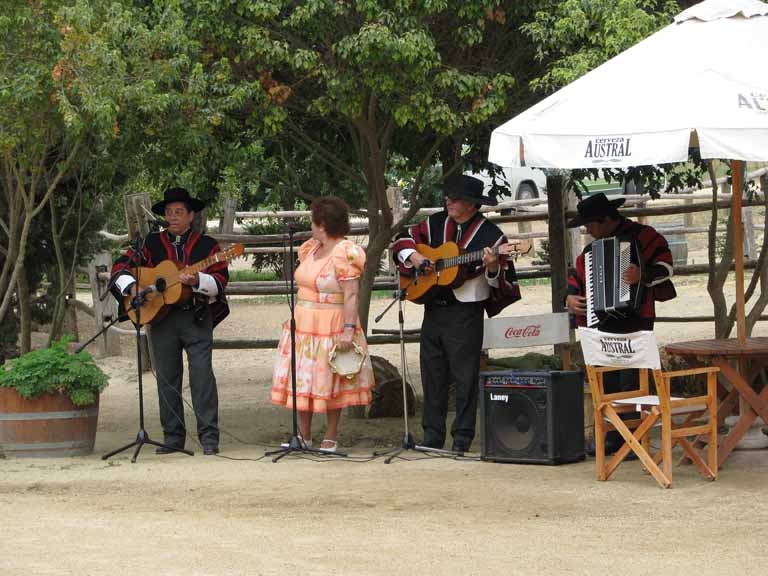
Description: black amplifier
xmin=479 ymin=370 xmax=585 ymax=464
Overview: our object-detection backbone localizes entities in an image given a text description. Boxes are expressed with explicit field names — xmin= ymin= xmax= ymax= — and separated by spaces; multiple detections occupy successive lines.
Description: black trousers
xmin=149 ymin=306 xmax=219 ymax=448
xmin=419 ymin=301 xmax=485 ymax=450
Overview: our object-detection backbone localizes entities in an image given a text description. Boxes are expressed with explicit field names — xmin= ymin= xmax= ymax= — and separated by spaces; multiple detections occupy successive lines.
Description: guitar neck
xmin=437 ymin=246 xmax=502 ymax=271
xmin=179 ymin=250 xmax=236 ymax=276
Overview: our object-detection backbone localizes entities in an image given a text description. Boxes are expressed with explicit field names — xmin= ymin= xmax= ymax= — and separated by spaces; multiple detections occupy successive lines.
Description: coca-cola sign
xmin=483 ymin=313 xmax=569 ymax=350
xmin=504 ymin=324 xmax=541 ymax=339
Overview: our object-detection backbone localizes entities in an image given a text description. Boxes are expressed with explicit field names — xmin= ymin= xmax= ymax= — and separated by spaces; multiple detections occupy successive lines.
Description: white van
xmin=468 ymin=167 xmax=547 ymax=200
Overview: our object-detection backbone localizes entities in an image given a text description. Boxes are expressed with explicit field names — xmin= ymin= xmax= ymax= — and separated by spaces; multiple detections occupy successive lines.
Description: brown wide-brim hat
xmin=566 ymin=193 xmax=625 ymax=228
xmin=443 ymin=174 xmax=498 ymax=207
xmin=152 ymin=187 xmax=206 ymax=215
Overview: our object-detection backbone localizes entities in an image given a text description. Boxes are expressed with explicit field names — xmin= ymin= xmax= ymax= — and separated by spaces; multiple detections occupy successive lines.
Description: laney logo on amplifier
xmin=490 ymin=393 xmax=509 ymax=403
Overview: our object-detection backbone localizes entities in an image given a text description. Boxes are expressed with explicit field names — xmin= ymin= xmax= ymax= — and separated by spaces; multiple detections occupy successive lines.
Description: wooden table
xmin=665 ymin=338 xmax=768 ymax=467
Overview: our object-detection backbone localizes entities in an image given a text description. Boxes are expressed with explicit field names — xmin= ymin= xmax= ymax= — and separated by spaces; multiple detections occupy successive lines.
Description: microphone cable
xmin=155 ymin=368 xmax=382 ymax=463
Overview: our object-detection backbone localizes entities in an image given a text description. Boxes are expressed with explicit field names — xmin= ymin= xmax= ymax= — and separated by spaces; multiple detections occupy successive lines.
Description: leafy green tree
xmin=0 ymin=0 xmax=84 ymax=339
xmin=189 ymin=0 xmax=545 ymax=328
xmin=0 ymin=1 xmax=225 ymax=351
xmin=523 ymin=0 xmax=679 ymax=93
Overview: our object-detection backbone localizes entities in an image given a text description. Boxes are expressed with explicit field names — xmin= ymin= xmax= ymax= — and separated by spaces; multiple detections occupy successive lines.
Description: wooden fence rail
xmin=81 ymin=172 xmax=767 ymax=357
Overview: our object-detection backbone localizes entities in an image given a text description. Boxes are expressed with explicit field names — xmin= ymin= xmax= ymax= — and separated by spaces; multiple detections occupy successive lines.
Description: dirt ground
xmin=3 ymin=276 xmax=768 ymax=575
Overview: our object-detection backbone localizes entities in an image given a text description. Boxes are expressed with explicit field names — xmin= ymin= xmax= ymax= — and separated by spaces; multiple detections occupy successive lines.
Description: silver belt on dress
xmin=297 ymin=300 xmax=344 ymax=309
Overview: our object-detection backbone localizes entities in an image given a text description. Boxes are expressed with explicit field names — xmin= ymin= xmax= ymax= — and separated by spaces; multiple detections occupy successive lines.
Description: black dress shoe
xmin=451 ymin=444 xmax=469 ymax=454
xmin=155 ymin=445 xmax=185 ymax=455
xmin=202 ymin=446 xmax=219 ymax=456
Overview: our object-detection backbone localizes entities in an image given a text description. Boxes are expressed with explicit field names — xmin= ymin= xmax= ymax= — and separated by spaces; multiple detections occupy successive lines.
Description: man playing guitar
xmin=392 ymin=174 xmax=521 ymax=453
xmin=110 ymin=187 xmax=229 ymax=456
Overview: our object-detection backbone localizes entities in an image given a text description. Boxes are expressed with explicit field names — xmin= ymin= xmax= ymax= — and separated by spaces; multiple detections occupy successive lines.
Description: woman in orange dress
xmin=271 ymin=196 xmax=374 ymax=451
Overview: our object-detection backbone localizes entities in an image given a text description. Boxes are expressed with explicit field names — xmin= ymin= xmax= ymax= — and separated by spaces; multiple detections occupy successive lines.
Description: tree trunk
xmin=63 ymin=279 xmax=79 ymax=341
xmin=0 ymin=139 xmax=81 ymax=326
xmin=16 ymin=261 xmax=31 ymax=354
xmin=706 ymin=166 xmax=734 ymax=339
xmin=48 ymin=197 xmax=68 ymax=345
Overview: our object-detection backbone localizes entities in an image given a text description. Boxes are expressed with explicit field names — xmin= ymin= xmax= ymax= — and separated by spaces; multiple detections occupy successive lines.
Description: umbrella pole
xmin=732 ymin=159 xmax=746 ymax=343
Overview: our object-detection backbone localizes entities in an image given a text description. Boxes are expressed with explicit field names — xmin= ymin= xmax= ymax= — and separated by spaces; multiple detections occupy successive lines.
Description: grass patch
xmin=229 ymin=269 xmax=278 ymax=282
xmin=519 ymin=277 xmax=551 ymax=287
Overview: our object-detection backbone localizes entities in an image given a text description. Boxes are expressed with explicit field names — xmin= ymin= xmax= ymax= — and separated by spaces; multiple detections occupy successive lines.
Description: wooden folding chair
xmin=581 ymin=329 xmax=719 ymax=489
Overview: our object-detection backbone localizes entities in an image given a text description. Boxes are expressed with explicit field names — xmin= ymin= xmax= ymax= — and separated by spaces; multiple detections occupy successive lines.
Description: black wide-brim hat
xmin=152 ymin=187 xmax=206 ymax=215
xmin=566 ymin=193 xmax=625 ymax=228
xmin=443 ymin=174 xmax=498 ymax=207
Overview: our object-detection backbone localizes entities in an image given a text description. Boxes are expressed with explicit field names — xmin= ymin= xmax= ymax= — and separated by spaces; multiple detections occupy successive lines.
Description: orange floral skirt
xmin=271 ymin=302 xmax=374 ymax=413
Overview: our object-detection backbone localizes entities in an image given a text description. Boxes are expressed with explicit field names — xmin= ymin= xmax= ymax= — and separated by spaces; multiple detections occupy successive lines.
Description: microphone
xmin=140 ymin=205 xmax=170 ymax=228
xmin=140 ymin=277 xmax=167 ymax=297
xmin=131 ymin=279 xmax=166 ymax=308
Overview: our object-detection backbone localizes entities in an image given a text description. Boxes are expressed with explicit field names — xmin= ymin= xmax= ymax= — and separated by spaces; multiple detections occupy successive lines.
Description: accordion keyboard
xmin=585 ymin=250 xmax=598 ymax=327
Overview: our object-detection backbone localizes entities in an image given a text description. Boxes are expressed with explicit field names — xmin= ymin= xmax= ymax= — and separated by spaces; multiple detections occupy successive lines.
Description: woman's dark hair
xmin=310 ymin=196 xmax=350 ymax=237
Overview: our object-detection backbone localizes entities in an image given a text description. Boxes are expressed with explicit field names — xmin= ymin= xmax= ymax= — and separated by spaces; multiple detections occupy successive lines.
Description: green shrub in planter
xmin=0 ymin=337 xmax=108 ymax=406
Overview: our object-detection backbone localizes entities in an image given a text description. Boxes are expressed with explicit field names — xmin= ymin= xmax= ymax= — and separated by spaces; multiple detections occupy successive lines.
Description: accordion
xmin=584 ymin=235 xmax=644 ymax=327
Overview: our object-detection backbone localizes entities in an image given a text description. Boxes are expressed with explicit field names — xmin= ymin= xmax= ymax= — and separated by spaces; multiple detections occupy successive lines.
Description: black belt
xmin=428 ymin=298 xmax=483 ymax=308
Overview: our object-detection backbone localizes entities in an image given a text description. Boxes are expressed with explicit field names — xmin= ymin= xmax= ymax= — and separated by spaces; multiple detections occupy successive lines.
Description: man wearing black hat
xmin=392 ymin=174 xmax=521 ymax=453
xmin=110 ymin=187 xmax=229 ymax=456
xmin=565 ymin=192 xmax=676 ymax=455
xmin=565 ymin=192 xmax=676 ymax=332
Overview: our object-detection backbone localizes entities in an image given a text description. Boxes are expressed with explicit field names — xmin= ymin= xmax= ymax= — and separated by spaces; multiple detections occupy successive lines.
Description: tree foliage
xmin=187 ymin=0 xmax=542 ymax=327
xmin=1 ymin=0 xmax=220 ymax=352
xmin=523 ymin=0 xmax=679 ymax=93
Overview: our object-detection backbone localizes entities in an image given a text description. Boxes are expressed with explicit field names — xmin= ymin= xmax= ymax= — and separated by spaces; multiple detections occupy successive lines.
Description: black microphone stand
xmin=266 ymin=222 xmax=346 ymax=462
xmin=373 ymin=269 xmax=462 ymax=463
xmin=101 ymin=224 xmax=193 ymax=462
xmin=74 ymin=312 xmax=127 ymax=355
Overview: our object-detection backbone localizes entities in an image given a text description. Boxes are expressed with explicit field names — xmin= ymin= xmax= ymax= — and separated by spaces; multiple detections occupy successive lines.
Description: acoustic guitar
xmin=400 ymin=240 xmax=529 ymax=303
xmin=123 ymin=243 xmax=244 ymax=325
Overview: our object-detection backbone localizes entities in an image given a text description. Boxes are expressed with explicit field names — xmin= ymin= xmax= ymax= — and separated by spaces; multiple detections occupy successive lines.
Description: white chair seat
xmin=612 ymin=395 xmax=706 ymax=414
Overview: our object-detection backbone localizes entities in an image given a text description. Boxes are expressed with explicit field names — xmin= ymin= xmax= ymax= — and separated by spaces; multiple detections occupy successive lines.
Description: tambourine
xmin=329 ymin=341 xmax=367 ymax=379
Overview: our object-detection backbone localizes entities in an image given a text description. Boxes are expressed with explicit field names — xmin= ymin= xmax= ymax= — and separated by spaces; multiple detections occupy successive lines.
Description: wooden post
xmin=683 ymin=198 xmax=694 ymax=228
xmin=124 ymin=193 xmax=152 ymax=240
xmin=517 ymin=212 xmax=534 ymax=257
xmin=123 ymin=193 xmax=154 ymax=370
xmin=636 ymin=198 xmax=648 ymax=225
xmin=219 ymin=194 xmax=237 ymax=247
xmin=193 ymin=208 xmax=207 ymax=233
xmin=732 ymin=160 xmax=746 ymax=343
xmin=88 ymin=252 xmax=120 ymax=357
xmin=547 ymin=175 xmax=568 ymax=311
xmin=567 ymin=187 xmax=581 ymax=267
xmin=547 ymin=175 xmax=571 ymax=365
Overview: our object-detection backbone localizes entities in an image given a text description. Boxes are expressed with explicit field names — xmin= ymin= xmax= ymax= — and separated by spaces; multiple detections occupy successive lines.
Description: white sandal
xmin=281 ymin=435 xmax=313 ymax=449
xmin=319 ymin=439 xmax=338 ymax=453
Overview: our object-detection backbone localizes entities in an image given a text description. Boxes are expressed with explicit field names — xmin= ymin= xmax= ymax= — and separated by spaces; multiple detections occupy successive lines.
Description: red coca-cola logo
xmin=504 ymin=324 xmax=541 ymax=339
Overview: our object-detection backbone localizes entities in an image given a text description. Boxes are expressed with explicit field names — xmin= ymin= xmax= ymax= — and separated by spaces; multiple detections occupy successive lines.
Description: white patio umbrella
xmin=489 ymin=0 xmax=768 ymax=342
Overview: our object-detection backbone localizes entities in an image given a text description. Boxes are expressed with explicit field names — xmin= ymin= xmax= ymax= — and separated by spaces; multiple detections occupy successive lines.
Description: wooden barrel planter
xmin=0 ymin=388 xmax=99 ymax=457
